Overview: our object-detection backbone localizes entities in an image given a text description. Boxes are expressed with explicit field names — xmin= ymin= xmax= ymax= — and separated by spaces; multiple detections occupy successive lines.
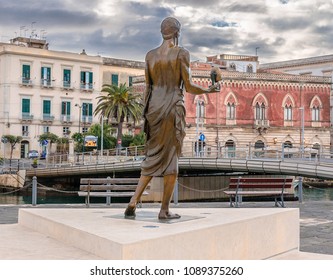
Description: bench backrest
xmin=80 ymin=177 xmax=139 ymax=191
xmin=229 ymin=177 xmax=293 ymax=189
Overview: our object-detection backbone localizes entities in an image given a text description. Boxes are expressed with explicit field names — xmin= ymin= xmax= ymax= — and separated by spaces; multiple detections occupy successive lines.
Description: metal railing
xmin=19 ymin=142 xmax=333 ymax=171
xmin=1 ymin=142 xmax=331 ymax=172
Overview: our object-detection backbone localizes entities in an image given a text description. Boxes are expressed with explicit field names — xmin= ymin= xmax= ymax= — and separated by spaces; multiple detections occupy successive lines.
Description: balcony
xmin=80 ymin=83 xmax=93 ymax=92
xmin=255 ymin=119 xmax=270 ymax=127
xmin=41 ymin=114 xmax=55 ymax=123
xmin=41 ymin=79 xmax=53 ymax=88
xmin=21 ymin=113 xmax=34 ymax=122
xmin=62 ymin=81 xmax=74 ymax=90
xmin=82 ymin=116 xmax=93 ymax=124
xmin=61 ymin=115 xmax=72 ymax=124
xmin=20 ymin=77 xmax=33 ymax=87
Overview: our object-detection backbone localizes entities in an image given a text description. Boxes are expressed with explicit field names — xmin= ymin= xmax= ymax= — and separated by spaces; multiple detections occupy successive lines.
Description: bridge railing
xmin=181 ymin=143 xmax=332 ymax=163
xmin=25 ymin=143 xmax=333 ymax=170
xmin=32 ymin=145 xmax=146 ymax=169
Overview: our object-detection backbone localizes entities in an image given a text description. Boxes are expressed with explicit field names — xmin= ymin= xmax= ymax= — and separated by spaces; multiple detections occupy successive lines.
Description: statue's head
xmin=161 ymin=17 xmax=181 ymax=40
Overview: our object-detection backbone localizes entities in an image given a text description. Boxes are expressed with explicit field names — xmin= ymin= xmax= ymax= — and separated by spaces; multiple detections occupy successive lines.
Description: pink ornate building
xmin=134 ymin=56 xmax=331 ymax=158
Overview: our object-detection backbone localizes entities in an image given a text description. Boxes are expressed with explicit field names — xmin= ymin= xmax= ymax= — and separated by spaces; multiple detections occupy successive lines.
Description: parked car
xmin=28 ymin=150 xmax=39 ymax=159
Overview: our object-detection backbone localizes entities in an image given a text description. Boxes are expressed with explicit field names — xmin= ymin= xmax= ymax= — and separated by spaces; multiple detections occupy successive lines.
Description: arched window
xmin=246 ymin=64 xmax=253 ymax=73
xmin=283 ymin=141 xmax=293 ymax=158
xmin=224 ymin=92 xmax=238 ymax=125
xmin=196 ymin=99 xmax=205 ymax=120
xmin=312 ymin=106 xmax=320 ymax=121
xmin=310 ymin=96 xmax=322 ymax=125
xmin=284 ymin=105 xmax=292 ymax=121
xmin=225 ymin=139 xmax=235 ymax=158
xmin=229 ymin=63 xmax=236 ymax=71
xmin=226 ymin=102 xmax=235 ymax=120
xmin=20 ymin=140 xmax=29 ymax=158
xmin=255 ymin=102 xmax=266 ymax=120
xmin=254 ymin=140 xmax=265 ymax=157
xmin=311 ymin=143 xmax=320 ymax=158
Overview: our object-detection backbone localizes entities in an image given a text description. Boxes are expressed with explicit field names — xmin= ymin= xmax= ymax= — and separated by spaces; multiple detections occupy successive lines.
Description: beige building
xmin=0 ymin=37 xmax=144 ymax=159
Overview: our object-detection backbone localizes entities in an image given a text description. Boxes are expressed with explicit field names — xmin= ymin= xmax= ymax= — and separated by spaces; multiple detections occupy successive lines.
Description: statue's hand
xmin=208 ymin=83 xmax=220 ymax=92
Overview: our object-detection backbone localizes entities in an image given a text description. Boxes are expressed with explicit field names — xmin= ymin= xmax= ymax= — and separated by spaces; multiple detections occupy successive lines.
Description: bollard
xmin=106 ymin=176 xmax=111 ymax=205
xmin=32 ymin=176 xmax=37 ymax=206
xmin=298 ymin=176 xmax=303 ymax=203
xmin=173 ymin=180 xmax=179 ymax=205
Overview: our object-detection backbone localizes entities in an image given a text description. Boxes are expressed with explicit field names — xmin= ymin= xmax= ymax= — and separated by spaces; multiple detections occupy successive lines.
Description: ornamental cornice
xmin=260 ymin=54 xmax=333 ymax=70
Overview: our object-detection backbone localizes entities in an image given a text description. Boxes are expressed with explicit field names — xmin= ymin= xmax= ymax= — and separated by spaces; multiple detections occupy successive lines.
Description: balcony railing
xmin=61 ymin=115 xmax=71 ymax=123
xmin=42 ymin=114 xmax=55 ymax=122
xmin=21 ymin=113 xmax=34 ymax=121
xmin=255 ymin=119 xmax=270 ymax=127
xmin=41 ymin=79 xmax=52 ymax=88
xmin=82 ymin=116 xmax=93 ymax=123
xmin=21 ymin=77 xmax=32 ymax=86
xmin=80 ymin=83 xmax=93 ymax=91
xmin=62 ymin=81 xmax=72 ymax=89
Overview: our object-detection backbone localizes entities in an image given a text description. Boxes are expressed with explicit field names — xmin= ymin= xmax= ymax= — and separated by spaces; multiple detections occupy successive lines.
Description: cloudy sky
xmin=1 ymin=0 xmax=333 ymax=64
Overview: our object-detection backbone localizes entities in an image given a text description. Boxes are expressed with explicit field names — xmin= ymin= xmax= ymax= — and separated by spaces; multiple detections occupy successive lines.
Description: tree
xmin=94 ymin=83 xmax=144 ymax=147
xmin=71 ymin=132 xmax=84 ymax=153
xmin=121 ymin=134 xmax=134 ymax=148
xmin=38 ymin=132 xmax=59 ymax=154
xmin=56 ymin=137 xmax=70 ymax=153
xmin=2 ymin=135 xmax=22 ymax=170
xmin=130 ymin=131 xmax=146 ymax=146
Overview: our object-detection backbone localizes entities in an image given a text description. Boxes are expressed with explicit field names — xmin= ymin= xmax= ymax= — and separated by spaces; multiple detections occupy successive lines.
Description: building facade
xmin=260 ymin=55 xmax=333 ymax=148
xmin=1 ymin=37 xmax=331 ymax=160
xmin=185 ymin=63 xmax=331 ymax=157
xmin=133 ymin=55 xmax=331 ymax=158
xmin=0 ymin=37 xmax=144 ymax=159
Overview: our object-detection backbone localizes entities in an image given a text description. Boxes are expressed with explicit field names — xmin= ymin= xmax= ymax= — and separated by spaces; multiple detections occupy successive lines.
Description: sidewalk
xmin=1 ymin=200 xmax=333 ymax=257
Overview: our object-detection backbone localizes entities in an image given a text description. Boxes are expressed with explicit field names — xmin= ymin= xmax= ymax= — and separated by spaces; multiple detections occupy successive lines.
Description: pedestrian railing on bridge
xmin=4 ymin=142 xmax=332 ymax=172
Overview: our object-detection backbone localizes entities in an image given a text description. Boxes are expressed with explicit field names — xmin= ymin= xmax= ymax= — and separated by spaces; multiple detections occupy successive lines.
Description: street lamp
xmin=300 ymin=106 xmax=304 ymax=158
xmin=101 ymin=116 xmax=104 ymax=157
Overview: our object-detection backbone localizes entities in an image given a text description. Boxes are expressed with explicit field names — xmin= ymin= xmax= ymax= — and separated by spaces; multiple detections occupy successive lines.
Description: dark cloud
xmin=1 ymin=0 xmax=333 ymax=63
xmin=227 ymin=3 xmax=267 ymax=13
xmin=0 ymin=6 xmax=100 ymax=30
xmin=266 ymin=16 xmax=311 ymax=31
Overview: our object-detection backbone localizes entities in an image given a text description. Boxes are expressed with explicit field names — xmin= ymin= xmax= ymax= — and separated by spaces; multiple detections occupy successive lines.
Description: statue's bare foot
xmin=158 ymin=211 xmax=181 ymax=220
xmin=124 ymin=203 xmax=136 ymax=218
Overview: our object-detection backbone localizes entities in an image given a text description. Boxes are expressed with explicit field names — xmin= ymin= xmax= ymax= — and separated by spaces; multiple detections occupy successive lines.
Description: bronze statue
xmin=124 ymin=17 xmax=219 ymax=220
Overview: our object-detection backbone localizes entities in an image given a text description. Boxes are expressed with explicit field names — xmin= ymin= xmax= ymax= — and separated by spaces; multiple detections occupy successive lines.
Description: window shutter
xmin=64 ymin=69 xmax=71 ymax=82
xmin=22 ymin=65 xmax=30 ymax=79
xmin=47 ymin=67 xmax=51 ymax=80
xmin=80 ymin=71 xmax=85 ymax=83
xmin=43 ymin=100 xmax=51 ymax=114
xmin=67 ymin=102 xmax=71 ymax=115
xmin=112 ymin=74 xmax=118 ymax=86
xmin=88 ymin=103 xmax=93 ymax=116
xmin=22 ymin=99 xmax=30 ymax=113
xmin=61 ymin=102 xmax=66 ymax=115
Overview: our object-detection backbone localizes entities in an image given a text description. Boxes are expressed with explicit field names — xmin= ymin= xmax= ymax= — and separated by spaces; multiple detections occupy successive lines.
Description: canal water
xmin=0 ymin=183 xmax=333 ymax=205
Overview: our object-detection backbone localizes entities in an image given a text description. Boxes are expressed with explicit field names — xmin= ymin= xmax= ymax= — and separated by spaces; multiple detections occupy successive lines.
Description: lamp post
xmin=300 ymin=106 xmax=304 ymax=158
xmin=101 ymin=116 xmax=104 ymax=158
xmin=75 ymin=103 xmax=84 ymax=162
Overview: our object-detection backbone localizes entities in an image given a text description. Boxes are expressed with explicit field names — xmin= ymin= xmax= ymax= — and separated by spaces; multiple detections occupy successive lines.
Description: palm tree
xmin=94 ymin=83 xmax=144 ymax=147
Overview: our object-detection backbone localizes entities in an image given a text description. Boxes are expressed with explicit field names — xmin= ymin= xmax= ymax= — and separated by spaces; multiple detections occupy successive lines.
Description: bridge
xmin=25 ymin=144 xmax=333 ymax=180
